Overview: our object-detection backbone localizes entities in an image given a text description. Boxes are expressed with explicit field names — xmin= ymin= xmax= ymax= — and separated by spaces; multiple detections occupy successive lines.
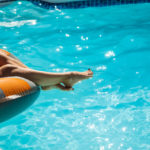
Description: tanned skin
xmin=0 ymin=50 xmax=93 ymax=91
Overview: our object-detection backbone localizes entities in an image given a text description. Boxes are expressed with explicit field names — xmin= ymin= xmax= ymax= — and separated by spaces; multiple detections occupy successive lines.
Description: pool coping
xmin=27 ymin=0 xmax=150 ymax=9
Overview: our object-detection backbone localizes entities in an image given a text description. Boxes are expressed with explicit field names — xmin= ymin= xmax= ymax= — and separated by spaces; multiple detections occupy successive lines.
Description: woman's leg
xmin=0 ymin=49 xmax=28 ymax=68
xmin=0 ymin=64 xmax=93 ymax=91
xmin=0 ymin=49 xmax=93 ymax=91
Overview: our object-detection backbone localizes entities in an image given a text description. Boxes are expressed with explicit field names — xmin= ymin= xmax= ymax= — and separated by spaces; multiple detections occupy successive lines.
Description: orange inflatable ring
xmin=0 ymin=76 xmax=40 ymax=123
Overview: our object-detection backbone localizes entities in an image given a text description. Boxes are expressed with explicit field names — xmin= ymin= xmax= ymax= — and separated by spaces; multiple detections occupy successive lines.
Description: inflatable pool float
xmin=0 ymin=76 xmax=40 ymax=123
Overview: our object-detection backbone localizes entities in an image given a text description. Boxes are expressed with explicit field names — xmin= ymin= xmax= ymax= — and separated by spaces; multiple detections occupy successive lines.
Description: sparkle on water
xmin=0 ymin=1 xmax=150 ymax=150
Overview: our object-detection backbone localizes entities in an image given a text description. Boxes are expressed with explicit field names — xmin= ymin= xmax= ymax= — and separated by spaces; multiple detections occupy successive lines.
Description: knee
xmin=0 ymin=64 xmax=18 ymax=77
xmin=0 ymin=54 xmax=7 ymax=65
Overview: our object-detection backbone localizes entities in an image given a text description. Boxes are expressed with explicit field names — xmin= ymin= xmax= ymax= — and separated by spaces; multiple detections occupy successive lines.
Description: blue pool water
xmin=0 ymin=1 xmax=150 ymax=150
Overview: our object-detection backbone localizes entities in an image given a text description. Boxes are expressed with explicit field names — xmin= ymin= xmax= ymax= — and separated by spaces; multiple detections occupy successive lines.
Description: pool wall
xmin=28 ymin=0 xmax=150 ymax=9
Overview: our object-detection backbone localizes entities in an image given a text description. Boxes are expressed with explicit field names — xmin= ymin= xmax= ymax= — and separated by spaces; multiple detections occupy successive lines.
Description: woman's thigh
xmin=0 ymin=49 xmax=28 ymax=68
xmin=0 ymin=49 xmax=18 ymax=60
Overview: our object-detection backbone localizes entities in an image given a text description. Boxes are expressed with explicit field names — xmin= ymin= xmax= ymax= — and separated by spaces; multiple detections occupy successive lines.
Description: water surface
xmin=0 ymin=2 xmax=150 ymax=150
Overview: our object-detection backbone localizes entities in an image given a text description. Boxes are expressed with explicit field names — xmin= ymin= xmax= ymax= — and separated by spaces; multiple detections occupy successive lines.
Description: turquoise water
xmin=0 ymin=1 xmax=150 ymax=150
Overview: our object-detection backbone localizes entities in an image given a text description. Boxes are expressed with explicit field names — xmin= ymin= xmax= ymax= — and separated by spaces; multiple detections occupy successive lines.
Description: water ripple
xmin=0 ymin=20 xmax=37 ymax=27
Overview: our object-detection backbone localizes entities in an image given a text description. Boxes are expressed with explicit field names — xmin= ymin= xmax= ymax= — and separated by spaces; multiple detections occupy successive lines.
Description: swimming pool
xmin=0 ymin=1 xmax=150 ymax=150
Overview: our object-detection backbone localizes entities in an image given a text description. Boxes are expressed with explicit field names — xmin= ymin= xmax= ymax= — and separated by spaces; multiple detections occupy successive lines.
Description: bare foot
xmin=41 ymin=69 xmax=93 ymax=91
xmin=63 ymin=69 xmax=93 ymax=87
xmin=41 ymin=84 xmax=73 ymax=91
